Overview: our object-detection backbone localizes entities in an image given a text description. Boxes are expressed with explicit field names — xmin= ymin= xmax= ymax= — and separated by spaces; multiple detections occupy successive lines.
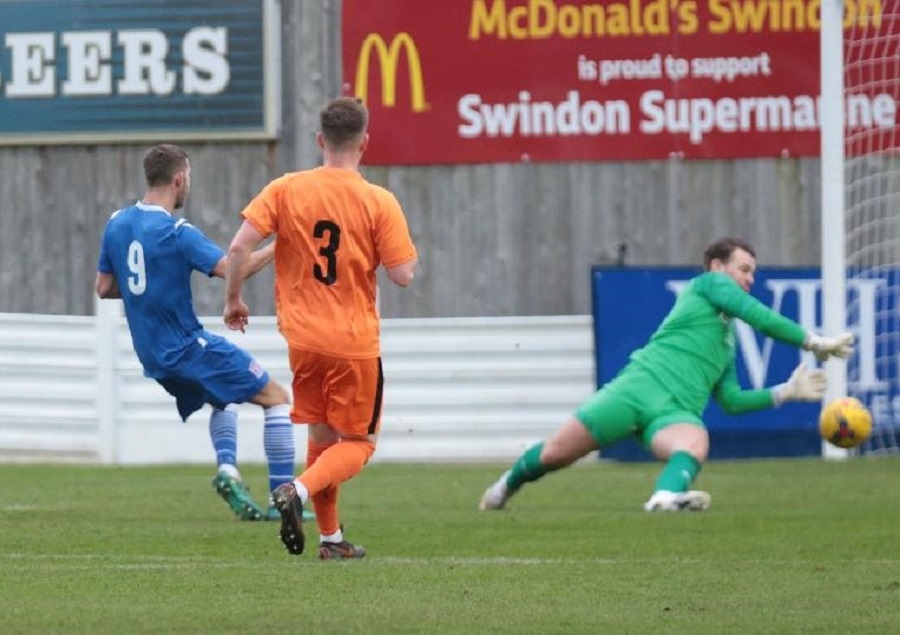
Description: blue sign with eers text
xmin=0 ymin=0 xmax=279 ymax=144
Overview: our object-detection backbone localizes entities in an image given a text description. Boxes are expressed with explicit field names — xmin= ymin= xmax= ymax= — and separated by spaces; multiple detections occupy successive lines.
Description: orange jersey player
xmin=223 ymin=97 xmax=418 ymax=560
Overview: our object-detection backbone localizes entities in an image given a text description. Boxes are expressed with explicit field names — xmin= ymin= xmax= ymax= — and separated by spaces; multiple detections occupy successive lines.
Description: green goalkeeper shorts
xmin=574 ymin=369 xmax=705 ymax=449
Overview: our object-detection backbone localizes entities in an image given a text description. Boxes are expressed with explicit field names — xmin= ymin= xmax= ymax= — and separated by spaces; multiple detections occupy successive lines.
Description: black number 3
xmin=313 ymin=220 xmax=341 ymax=285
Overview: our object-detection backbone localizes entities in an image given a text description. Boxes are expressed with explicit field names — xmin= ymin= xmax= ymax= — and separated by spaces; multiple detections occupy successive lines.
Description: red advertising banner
xmin=342 ymin=0 xmax=900 ymax=164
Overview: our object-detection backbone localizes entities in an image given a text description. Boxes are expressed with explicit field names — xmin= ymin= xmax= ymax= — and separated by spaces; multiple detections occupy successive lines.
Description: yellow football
xmin=819 ymin=397 xmax=873 ymax=449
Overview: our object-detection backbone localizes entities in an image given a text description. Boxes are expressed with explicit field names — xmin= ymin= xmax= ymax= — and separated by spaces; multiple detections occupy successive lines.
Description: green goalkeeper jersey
xmin=625 ymin=272 xmax=807 ymax=415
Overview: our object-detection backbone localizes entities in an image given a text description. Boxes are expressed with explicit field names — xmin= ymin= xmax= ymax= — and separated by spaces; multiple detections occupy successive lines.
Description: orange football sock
xmin=312 ymin=484 xmax=340 ymax=536
xmin=306 ymin=440 xmax=330 ymax=469
xmin=299 ymin=439 xmax=375 ymax=500
xmin=305 ymin=440 xmax=339 ymax=534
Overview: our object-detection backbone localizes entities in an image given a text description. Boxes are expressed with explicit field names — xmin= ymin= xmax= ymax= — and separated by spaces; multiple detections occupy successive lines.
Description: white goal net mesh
xmin=844 ymin=1 xmax=900 ymax=454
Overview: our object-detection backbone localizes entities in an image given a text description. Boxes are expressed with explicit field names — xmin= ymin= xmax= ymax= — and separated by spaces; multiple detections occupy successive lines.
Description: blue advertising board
xmin=591 ymin=267 xmax=900 ymax=460
xmin=0 ymin=0 xmax=279 ymax=144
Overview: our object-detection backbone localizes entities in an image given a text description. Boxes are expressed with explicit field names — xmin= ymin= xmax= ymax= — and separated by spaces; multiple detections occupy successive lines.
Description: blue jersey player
xmin=95 ymin=144 xmax=296 ymax=521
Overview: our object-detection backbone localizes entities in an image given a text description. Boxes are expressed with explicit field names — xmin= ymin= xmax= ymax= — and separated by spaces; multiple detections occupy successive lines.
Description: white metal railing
xmin=0 ymin=303 xmax=595 ymax=465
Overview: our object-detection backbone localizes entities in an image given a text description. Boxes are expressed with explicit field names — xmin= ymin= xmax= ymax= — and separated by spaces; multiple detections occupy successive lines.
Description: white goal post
xmin=821 ymin=0 xmax=900 ymax=457
xmin=820 ymin=0 xmax=848 ymax=459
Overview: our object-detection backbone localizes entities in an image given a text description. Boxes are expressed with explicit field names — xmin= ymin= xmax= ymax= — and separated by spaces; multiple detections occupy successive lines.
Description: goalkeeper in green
xmin=479 ymin=237 xmax=855 ymax=512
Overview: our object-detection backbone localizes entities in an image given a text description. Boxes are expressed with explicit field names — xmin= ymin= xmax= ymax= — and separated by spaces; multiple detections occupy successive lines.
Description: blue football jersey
xmin=97 ymin=202 xmax=224 ymax=377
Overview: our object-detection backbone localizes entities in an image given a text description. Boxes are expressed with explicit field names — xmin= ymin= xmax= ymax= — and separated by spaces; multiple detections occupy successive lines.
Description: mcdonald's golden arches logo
xmin=354 ymin=32 xmax=427 ymax=112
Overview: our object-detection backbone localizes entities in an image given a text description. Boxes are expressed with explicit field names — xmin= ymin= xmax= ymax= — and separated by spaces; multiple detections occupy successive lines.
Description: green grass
xmin=1 ymin=459 xmax=900 ymax=634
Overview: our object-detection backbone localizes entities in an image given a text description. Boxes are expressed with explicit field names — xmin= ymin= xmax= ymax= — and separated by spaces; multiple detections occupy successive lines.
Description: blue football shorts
xmin=156 ymin=332 xmax=269 ymax=421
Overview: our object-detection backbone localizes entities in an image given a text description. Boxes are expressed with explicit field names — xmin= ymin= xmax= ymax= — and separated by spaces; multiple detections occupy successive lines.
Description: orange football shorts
xmin=287 ymin=348 xmax=383 ymax=436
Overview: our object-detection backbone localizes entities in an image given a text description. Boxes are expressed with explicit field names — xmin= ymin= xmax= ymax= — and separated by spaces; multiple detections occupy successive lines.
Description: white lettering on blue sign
xmin=0 ymin=27 xmax=230 ymax=98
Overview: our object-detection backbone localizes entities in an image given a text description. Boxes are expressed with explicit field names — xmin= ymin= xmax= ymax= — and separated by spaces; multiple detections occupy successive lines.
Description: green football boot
xmin=211 ymin=471 xmax=267 ymax=521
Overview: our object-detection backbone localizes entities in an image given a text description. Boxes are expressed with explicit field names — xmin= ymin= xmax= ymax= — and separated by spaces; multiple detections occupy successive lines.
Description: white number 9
xmin=127 ymin=240 xmax=147 ymax=295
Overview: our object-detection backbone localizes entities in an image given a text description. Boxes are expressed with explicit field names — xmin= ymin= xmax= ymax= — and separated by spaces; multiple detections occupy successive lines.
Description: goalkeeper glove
xmin=772 ymin=362 xmax=827 ymax=406
xmin=803 ymin=331 xmax=855 ymax=362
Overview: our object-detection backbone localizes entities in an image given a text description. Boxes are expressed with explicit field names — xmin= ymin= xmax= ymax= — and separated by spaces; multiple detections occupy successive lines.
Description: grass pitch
xmin=1 ymin=458 xmax=899 ymax=634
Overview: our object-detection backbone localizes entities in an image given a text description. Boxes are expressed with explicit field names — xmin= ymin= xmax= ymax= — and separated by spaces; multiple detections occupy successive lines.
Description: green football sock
xmin=653 ymin=451 xmax=701 ymax=493
xmin=506 ymin=442 xmax=554 ymax=491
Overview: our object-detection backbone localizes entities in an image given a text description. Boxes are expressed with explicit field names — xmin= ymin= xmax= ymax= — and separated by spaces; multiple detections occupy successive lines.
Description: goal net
xmin=843 ymin=1 xmax=900 ymax=455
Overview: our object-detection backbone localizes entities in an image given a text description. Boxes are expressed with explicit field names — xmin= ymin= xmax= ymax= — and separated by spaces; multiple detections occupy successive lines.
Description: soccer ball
xmin=819 ymin=397 xmax=873 ymax=449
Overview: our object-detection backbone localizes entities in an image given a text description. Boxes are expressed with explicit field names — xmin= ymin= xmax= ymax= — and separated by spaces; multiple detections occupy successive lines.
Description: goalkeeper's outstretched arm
xmin=713 ymin=360 xmax=827 ymax=414
xmin=696 ymin=272 xmax=855 ymax=361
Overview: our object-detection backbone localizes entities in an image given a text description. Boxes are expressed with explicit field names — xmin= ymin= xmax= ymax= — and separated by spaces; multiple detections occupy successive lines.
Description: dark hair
xmin=320 ymin=98 xmax=368 ymax=149
xmin=703 ymin=237 xmax=756 ymax=270
xmin=143 ymin=144 xmax=189 ymax=187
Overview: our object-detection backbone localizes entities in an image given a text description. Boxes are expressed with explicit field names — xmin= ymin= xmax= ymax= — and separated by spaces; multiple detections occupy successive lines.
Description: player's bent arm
xmin=210 ymin=257 xmax=227 ymax=279
xmin=95 ymin=272 xmax=121 ymax=299
xmin=712 ymin=360 xmax=776 ymax=414
xmin=224 ymin=221 xmax=265 ymax=298
xmin=245 ymin=241 xmax=275 ymax=278
xmin=211 ymin=241 xmax=274 ymax=280
xmin=715 ymin=360 xmax=827 ymax=413
xmin=696 ymin=273 xmax=807 ymax=346
xmin=697 ymin=273 xmax=855 ymax=360
xmin=385 ymin=256 xmax=418 ymax=287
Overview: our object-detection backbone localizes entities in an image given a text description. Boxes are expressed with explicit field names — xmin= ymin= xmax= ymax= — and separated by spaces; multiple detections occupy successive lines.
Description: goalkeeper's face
xmin=712 ymin=248 xmax=756 ymax=292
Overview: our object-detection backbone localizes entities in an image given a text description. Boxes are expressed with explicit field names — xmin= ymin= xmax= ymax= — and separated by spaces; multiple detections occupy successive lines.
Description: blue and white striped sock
xmin=264 ymin=404 xmax=295 ymax=493
xmin=209 ymin=404 xmax=239 ymax=469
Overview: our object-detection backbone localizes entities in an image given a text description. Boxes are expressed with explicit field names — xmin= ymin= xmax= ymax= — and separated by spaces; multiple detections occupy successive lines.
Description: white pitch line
xmin=3 ymin=553 xmax=900 ymax=567
xmin=0 ymin=553 xmax=616 ymax=567
xmin=376 ymin=557 xmax=620 ymax=565
xmin=0 ymin=504 xmax=38 ymax=511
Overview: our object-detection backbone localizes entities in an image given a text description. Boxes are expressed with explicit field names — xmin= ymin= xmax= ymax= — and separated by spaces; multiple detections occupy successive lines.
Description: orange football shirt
xmin=241 ymin=166 xmax=417 ymax=359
